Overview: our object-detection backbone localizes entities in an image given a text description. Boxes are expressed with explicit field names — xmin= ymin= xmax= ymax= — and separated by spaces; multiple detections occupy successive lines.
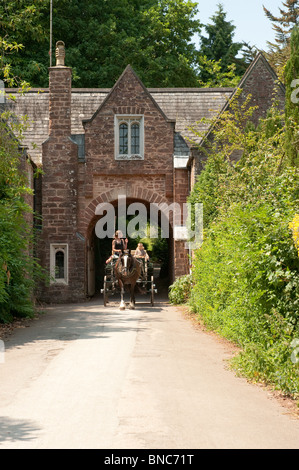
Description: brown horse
xmin=114 ymin=250 xmax=141 ymax=310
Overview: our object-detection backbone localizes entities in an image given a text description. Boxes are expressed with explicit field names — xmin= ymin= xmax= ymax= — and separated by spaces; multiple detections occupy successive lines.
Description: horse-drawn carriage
xmin=101 ymin=250 xmax=156 ymax=309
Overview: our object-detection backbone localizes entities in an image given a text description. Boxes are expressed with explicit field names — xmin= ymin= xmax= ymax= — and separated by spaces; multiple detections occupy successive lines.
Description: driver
xmin=112 ymin=230 xmax=128 ymax=256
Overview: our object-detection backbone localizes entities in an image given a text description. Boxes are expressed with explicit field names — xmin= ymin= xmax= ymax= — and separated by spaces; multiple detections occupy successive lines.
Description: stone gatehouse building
xmin=5 ymin=44 xmax=285 ymax=303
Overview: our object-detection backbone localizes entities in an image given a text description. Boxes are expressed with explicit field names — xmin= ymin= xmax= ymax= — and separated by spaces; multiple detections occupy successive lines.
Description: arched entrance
xmin=84 ymin=193 xmax=174 ymax=297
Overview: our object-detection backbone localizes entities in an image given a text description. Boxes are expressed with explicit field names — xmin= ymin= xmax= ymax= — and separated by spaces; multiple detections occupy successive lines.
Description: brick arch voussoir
xmin=83 ymin=186 xmax=171 ymax=238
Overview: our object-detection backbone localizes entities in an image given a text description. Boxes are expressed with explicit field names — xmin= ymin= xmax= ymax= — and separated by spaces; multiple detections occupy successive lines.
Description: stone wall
xmin=189 ymin=53 xmax=286 ymax=188
xmin=38 ymin=65 xmax=191 ymax=301
xmin=38 ymin=66 xmax=84 ymax=302
xmin=239 ymin=54 xmax=285 ymax=125
xmin=35 ymin=53 xmax=284 ymax=303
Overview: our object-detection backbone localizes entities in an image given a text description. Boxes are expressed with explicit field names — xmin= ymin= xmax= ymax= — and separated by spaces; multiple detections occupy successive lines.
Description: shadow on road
xmin=2 ymin=289 xmax=171 ymax=352
xmin=0 ymin=416 xmax=40 ymax=444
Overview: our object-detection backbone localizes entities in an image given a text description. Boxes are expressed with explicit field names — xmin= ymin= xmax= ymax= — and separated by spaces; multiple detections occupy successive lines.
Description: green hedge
xmin=188 ymin=203 xmax=299 ymax=396
xmin=172 ymin=87 xmax=299 ymax=398
xmin=169 ymin=274 xmax=192 ymax=305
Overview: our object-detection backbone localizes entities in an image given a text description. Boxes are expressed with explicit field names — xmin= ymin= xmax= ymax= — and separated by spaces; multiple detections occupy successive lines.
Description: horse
xmin=114 ymin=250 xmax=141 ymax=310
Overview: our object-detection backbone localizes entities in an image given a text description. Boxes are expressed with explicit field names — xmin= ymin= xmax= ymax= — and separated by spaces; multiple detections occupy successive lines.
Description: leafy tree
xmin=188 ymin=90 xmax=259 ymax=227
xmin=7 ymin=0 xmax=201 ymax=88
xmin=284 ymin=26 xmax=299 ymax=166
xmin=197 ymin=3 xmax=246 ymax=84
xmin=0 ymin=5 xmax=45 ymax=322
xmin=0 ymin=0 xmax=47 ymax=86
xmin=186 ymin=96 xmax=299 ymax=397
xmin=0 ymin=128 xmax=35 ymax=322
xmin=136 ymin=0 xmax=201 ymax=87
xmin=263 ymin=0 xmax=299 ymax=81
xmin=196 ymin=57 xmax=241 ymax=87
xmin=0 ymin=110 xmax=44 ymax=322
xmin=264 ymin=0 xmax=299 ymax=45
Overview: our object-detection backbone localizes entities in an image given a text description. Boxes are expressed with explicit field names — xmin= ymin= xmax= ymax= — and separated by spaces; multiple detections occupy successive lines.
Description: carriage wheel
xmin=103 ymin=275 xmax=108 ymax=306
xmin=150 ymin=275 xmax=154 ymax=306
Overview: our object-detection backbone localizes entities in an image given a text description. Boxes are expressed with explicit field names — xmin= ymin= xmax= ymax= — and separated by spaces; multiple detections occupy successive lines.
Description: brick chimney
xmin=39 ymin=41 xmax=84 ymax=303
xmin=48 ymin=41 xmax=72 ymax=136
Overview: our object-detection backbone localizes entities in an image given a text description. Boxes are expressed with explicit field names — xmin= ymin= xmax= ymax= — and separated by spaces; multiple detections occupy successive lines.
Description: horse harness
xmin=115 ymin=252 xmax=140 ymax=280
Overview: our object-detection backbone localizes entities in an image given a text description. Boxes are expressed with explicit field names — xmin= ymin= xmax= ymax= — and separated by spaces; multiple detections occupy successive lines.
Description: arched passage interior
xmin=85 ymin=197 xmax=174 ymax=297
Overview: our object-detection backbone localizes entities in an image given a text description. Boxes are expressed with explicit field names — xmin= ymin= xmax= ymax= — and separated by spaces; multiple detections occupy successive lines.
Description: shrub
xmin=189 ymin=202 xmax=299 ymax=396
xmin=187 ymin=88 xmax=299 ymax=398
xmin=169 ymin=274 xmax=192 ymax=304
xmin=0 ymin=122 xmax=43 ymax=323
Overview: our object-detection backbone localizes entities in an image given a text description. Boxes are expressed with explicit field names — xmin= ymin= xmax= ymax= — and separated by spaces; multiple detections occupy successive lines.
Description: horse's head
xmin=117 ymin=250 xmax=133 ymax=276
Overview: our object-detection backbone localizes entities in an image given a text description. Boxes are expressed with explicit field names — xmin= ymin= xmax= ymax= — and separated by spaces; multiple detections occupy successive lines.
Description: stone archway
xmin=81 ymin=185 xmax=172 ymax=238
xmin=81 ymin=186 xmax=175 ymax=296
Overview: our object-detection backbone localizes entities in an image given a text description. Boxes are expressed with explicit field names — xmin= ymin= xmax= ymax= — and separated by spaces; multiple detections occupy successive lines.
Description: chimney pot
xmin=55 ymin=40 xmax=65 ymax=66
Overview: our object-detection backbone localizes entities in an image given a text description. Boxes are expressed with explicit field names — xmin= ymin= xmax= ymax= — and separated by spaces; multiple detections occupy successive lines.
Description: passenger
xmin=134 ymin=243 xmax=149 ymax=280
xmin=134 ymin=243 xmax=149 ymax=260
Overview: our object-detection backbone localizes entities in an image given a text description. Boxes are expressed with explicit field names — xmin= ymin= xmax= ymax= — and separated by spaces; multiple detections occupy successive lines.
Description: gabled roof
xmin=2 ymin=84 xmax=234 ymax=164
xmin=198 ymin=52 xmax=285 ymax=147
xmin=12 ymin=53 xmax=290 ymax=164
xmin=150 ymin=87 xmax=234 ymax=147
xmin=82 ymin=65 xmax=174 ymax=125
xmin=227 ymin=52 xmax=285 ymax=103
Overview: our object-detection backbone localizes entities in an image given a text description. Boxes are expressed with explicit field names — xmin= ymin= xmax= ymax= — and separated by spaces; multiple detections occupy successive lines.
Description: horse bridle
xmin=117 ymin=251 xmax=138 ymax=278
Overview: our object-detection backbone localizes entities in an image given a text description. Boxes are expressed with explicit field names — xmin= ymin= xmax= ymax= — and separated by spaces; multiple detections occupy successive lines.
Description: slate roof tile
xmin=4 ymin=87 xmax=234 ymax=165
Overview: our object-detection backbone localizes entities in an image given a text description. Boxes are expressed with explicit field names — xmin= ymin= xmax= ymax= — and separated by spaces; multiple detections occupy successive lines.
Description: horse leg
xmin=119 ymin=280 xmax=126 ymax=310
xmin=129 ymin=284 xmax=135 ymax=309
xmin=120 ymin=288 xmax=126 ymax=310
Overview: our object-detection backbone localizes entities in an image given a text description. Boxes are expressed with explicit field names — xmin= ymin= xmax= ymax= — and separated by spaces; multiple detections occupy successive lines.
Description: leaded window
xmin=131 ymin=123 xmax=140 ymax=154
xmin=119 ymin=123 xmax=129 ymax=155
xmin=115 ymin=116 xmax=144 ymax=160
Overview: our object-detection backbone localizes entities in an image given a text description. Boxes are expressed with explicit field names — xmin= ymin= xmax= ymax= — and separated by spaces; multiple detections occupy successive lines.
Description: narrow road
xmin=0 ymin=295 xmax=298 ymax=449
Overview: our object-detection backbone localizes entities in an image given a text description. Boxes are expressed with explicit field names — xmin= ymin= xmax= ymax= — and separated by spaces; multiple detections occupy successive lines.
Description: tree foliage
xmin=0 ymin=0 xmax=47 ymax=87
xmin=0 ymin=121 xmax=39 ymax=322
xmin=0 ymin=8 xmax=45 ymax=322
xmin=263 ymin=0 xmax=299 ymax=81
xmin=136 ymin=0 xmax=201 ymax=87
xmin=284 ymin=26 xmax=299 ymax=166
xmin=5 ymin=0 xmax=202 ymax=88
xmin=197 ymin=3 xmax=247 ymax=85
xmin=184 ymin=87 xmax=299 ymax=397
xmin=196 ymin=57 xmax=241 ymax=88
xmin=264 ymin=0 xmax=299 ymax=45
xmin=1 ymin=0 xmax=255 ymax=89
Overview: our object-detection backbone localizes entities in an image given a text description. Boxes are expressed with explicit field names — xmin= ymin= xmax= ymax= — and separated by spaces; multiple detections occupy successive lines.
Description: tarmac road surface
xmin=0 ymin=294 xmax=298 ymax=449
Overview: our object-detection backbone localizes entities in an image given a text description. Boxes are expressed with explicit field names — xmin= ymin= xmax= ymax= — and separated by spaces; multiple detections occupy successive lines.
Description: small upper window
xmin=55 ymin=250 xmax=65 ymax=279
xmin=115 ymin=116 xmax=144 ymax=160
xmin=50 ymin=244 xmax=68 ymax=284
